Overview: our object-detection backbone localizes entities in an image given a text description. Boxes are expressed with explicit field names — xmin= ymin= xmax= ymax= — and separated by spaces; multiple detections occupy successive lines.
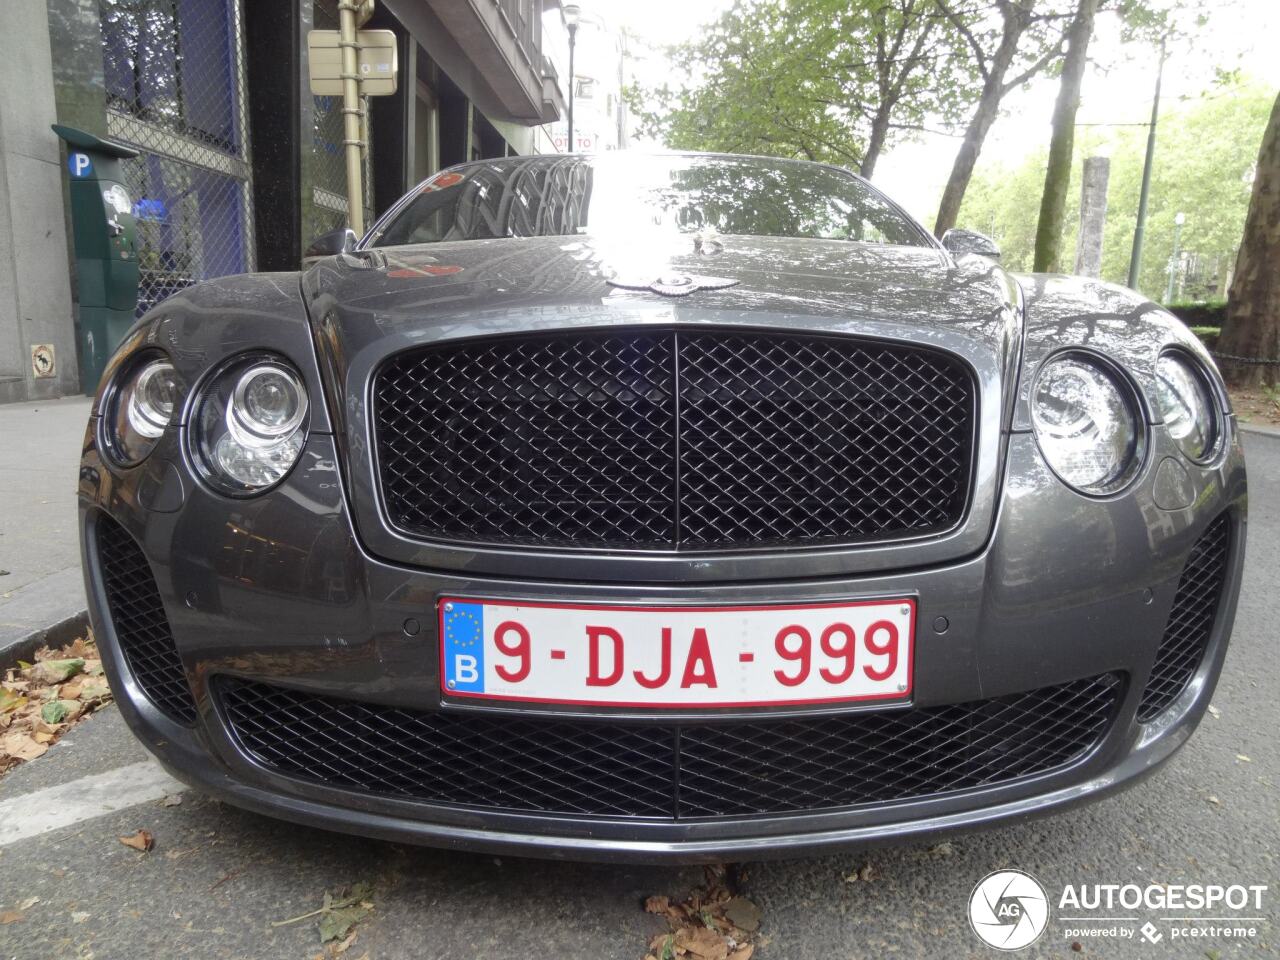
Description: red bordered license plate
xmin=438 ymin=598 xmax=915 ymax=708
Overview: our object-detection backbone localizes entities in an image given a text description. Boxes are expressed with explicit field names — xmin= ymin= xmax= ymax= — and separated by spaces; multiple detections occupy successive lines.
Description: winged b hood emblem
xmin=606 ymin=272 xmax=740 ymax=297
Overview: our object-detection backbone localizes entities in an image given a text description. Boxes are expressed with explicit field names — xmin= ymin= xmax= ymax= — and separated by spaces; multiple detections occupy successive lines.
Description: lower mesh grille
xmin=221 ymin=674 xmax=1121 ymax=819
xmin=1138 ymin=515 xmax=1232 ymax=722
xmin=96 ymin=515 xmax=196 ymax=725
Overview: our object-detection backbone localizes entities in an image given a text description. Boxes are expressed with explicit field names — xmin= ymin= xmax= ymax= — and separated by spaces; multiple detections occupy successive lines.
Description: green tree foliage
xmin=957 ymin=80 xmax=1272 ymax=298
xmin=631 ymin=0 xmax=1094 ymax=229
xmin=628 ymin=0 xmax=976 ymax=176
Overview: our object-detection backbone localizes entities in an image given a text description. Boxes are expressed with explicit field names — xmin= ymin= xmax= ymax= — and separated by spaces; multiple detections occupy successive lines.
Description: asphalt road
xmin=1 ymin=433 xmax=1277 ymax=960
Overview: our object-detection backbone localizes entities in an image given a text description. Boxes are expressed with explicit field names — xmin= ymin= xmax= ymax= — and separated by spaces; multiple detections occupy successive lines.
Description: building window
xmin=98 ymin=0 xmax=254 ymax=314
xmin=100 ymin=0 xmax=240 ymax=151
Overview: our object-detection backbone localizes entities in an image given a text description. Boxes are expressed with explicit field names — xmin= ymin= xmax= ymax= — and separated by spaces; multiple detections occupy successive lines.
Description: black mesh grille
xmin=374 ymin=330 xmax=974 ymax=550
xmin=221 ymin=674 xmax=1120 ymax=820
xmin=224 ymin=681 xmax=676 ymax=817
xmin=96 ymin=515 xmax=196 ymax=725
xmin=1138 ymin=515 xmax=1232 ymax=722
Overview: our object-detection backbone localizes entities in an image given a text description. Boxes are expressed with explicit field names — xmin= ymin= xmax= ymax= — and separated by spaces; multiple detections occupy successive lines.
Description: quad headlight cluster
xmin=104 ymin=353 xmax=310 ymax=495
xmin=1031 ymin=350 xmax=1222 ymax=496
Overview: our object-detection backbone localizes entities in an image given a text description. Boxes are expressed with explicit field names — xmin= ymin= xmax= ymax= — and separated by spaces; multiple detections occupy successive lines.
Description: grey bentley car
xmin=78 ymin=153 xmax=1245 ymax=861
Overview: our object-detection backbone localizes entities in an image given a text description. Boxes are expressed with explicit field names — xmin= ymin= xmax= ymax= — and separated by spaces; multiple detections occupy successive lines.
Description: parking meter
xmin=53 ymin=124 xmax=141 ymax=394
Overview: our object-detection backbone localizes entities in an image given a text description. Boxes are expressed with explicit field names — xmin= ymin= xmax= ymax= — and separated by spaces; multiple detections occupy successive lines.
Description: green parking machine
xmin=53 ymin=124 xmax=141 ymax=394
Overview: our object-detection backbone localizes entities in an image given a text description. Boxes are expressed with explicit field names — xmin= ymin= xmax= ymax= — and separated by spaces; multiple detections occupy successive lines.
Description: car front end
xmin=78 ymin=154 xmax=1246 ymax=862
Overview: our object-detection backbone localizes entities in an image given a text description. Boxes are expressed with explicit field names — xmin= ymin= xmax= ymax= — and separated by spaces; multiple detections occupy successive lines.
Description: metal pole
xmin=338 ymin=0 xmax=365 ymax=236
xmin=1127 ymin=38 xmax=1165 ymax=291
xmin=1164 ymin=215 xmax=1183 ymax=304
xmin=567 ymin=24 xmax=577 ymax=152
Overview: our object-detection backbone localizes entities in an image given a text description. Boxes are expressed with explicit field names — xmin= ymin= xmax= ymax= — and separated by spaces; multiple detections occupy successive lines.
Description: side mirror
xmin=303 ymin=227 xmax=358 ymax=265
xmin=941 ymin=228 xmax=1001 ymax=261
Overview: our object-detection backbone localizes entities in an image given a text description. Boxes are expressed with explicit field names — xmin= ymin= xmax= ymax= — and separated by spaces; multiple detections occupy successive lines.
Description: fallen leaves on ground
xmin=0 ymin=896 xmax=40 ymax=925
xmin=29 ymin=658 xmax=86 ymax=685
xmin=843 ymin=862 xmax=878 ymax=884
xmin=273 ymin=882 xmax=376 ymax=946
xmin=1229 ymin=388 xmax=1280 ymax=426
xmin=0 ymin=633 xmax=111 ymax=775
xmin=119 ymin=829 xmax=155 ymax=852
xmin=643 ymin=866 xmax=759 ymax=960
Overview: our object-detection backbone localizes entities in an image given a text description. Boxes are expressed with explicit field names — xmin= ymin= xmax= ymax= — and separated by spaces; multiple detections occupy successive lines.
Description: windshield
xmin=368 ymin=154 xmax=929 ymax=248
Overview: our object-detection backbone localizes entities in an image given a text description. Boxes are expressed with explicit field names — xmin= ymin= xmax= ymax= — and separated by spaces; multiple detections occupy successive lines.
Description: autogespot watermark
xmin=1059 ymin=882 xmax=1269 ymax=947
xmin=967 ymin=872 xmax=1269 ymax=950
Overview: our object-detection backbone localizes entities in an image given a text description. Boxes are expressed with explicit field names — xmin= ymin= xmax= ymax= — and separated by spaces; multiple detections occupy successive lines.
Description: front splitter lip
xmin=144 ymin=714 xmax=1189 ymax=865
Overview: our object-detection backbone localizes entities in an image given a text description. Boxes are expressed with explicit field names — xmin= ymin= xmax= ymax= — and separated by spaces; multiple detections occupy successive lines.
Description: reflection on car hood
xmin=302 ymin=233 xmax=1017 ymax=339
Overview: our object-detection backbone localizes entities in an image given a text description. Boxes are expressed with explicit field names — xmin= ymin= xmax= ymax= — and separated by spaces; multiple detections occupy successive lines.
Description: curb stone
xmin=1238 ymin=420 xmax=1280 ymax=439
xmin=0 ymin=567 xmax=89 ymax=668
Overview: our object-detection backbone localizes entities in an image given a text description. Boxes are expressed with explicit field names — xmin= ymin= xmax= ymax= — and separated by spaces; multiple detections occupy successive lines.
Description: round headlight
xmin=193 ymin=358 xmax=309 ymax=495
xmin=1154 ymin=353 xmax=1217 ymax=461
xmin=107 ymin=357 xmax=180 ymax=464
xmin=229 ymin=364 xmax=309 ymax=446
xmin=1032 ymin=355 xmax=1139 ymax=494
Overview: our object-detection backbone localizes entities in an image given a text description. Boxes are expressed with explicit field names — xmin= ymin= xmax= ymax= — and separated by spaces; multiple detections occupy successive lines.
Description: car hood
xmin=301 ymin=233 xmax=1022 ymax=391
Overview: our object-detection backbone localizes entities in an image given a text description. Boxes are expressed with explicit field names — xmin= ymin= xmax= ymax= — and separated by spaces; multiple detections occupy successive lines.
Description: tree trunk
xmin=933 ymin=3 xmax=1032 ymax=236
xmin=860 ymin=104 xmax=893 ymax=178
xmin=1217 ymin=90 xmax=1280 ymax=388
xmin=1073 ymin=155 xmax=1110 ymax=277
xmin=1033 ymin=0 xmax=1098 ymax=272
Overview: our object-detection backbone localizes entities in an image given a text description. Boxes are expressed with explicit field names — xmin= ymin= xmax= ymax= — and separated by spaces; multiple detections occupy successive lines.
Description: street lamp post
xmin=1165 ymin=211 xmax=1185 ymax=304
xmin=564 ymin=5 xmax=581 ymax=153
xmin=1128 ymin=37 xmax=1166 ymax=291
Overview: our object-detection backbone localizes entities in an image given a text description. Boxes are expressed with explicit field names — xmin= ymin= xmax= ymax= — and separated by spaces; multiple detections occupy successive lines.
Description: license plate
xmin=438 ymin=598 xmax=914 ymax=707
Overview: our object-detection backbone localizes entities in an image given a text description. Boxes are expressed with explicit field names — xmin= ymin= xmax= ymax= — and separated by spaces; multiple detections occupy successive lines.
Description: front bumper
xmin=78 ymin=420 xmax=1247 ymax=863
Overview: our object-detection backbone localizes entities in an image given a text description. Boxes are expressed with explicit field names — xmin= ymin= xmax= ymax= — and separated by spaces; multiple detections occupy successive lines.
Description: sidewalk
xmin=0 ymin=396 xmax=93 ymax=659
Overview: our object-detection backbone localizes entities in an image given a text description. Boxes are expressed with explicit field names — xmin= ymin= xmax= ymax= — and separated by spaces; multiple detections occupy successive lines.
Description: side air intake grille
xmin=1138 ymin=515 xmax=1232 ymax=722
xmin=96 ymin=515 xmax=196 ymax=725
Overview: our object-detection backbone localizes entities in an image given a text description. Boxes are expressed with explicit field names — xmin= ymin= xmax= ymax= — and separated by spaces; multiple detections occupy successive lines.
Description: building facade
xmin=0 ymin=0 xmax=569 ymax=403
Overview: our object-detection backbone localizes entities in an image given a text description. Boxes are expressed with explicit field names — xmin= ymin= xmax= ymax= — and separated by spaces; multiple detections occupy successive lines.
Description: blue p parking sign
xmin=68 ymin=152 xmax=93 ymax=178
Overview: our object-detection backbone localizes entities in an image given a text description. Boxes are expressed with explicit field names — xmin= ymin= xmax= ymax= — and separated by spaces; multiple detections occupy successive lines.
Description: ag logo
xmin=968 ymin=869 xmax=1049 ymax=950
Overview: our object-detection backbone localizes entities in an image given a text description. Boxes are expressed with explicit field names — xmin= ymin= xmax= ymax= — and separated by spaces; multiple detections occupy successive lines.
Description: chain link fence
xmin=99 ymin=0 xmax=254 ymax=315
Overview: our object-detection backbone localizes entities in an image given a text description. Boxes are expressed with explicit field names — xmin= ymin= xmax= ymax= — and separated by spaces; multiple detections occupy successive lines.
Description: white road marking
xmin=0 ymin=761 xmax=185 ymax=846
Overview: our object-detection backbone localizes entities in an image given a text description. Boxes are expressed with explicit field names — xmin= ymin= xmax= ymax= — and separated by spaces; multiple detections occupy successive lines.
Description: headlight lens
xmin=1032 ymin=356 xmax=1139 ymax=494
xmin=107 ymin=357 xmax=180 ymax=464
xmin=229 ymin=364 xmax=309 ymax=445
xmin=1154 ymin=354 xmax=1216 ymax=460
xmin=194 ymin=358 xmax=309 ymax=494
